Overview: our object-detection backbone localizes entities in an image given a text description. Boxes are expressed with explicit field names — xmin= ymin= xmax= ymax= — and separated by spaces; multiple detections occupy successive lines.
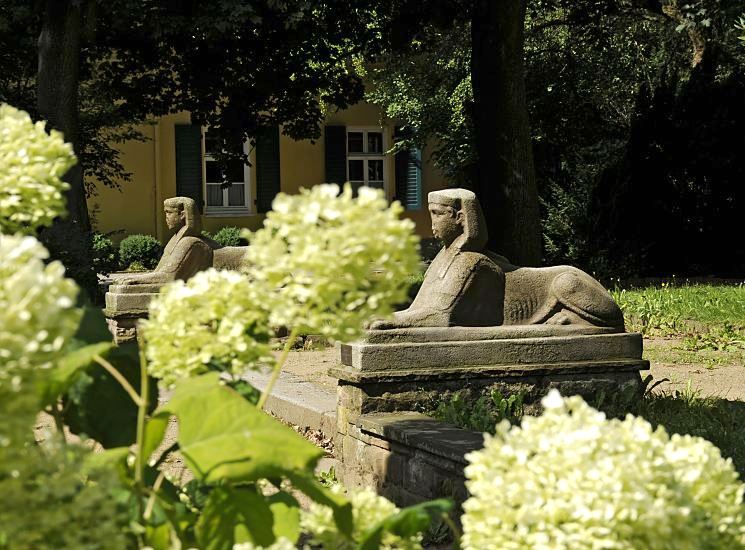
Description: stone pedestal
xmin=103 ymin=283 xmax=161 ymax=343
xmin=330 ymin=326 xmax=648 ymax=425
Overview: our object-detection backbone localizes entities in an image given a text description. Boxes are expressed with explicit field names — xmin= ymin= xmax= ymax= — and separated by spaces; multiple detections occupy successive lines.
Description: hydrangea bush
xmin=462 ymin=390 xmax=745 ymax=549
xmin=0 ymin=104 xmax=76 ymax=235
xmin=142 ymin=268 xmax=274 ymax=387
xmin=242 ymin=183 xmax=420 ymax=341
xmin=0 ymin=234 xmax=80 ymax=380
xmin=302 ymin=485 xmax=423 ymax=549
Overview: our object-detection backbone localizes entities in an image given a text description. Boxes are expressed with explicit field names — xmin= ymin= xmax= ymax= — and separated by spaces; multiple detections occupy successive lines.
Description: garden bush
xmin=209 ymin=225 xmax=248 ymax=246
xmin=91 ymin=231 xmax=119 ymax=274
xmin=119 ymin=233 xmax=162 ymax=270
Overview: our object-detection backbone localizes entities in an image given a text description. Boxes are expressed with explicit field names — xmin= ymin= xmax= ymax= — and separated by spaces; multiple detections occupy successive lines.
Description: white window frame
xmin=346 ymin=127 xmax=388 ymax=194
xmin=202 ymin=130 xmax=252 ymax=217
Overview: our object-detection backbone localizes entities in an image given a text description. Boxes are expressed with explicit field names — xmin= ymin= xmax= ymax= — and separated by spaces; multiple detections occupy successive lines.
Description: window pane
xmin=228 ymin=183 xmax=245 ymax=206
xmin=368 ymin=159 xmax=384 ymax=182
xmin=206 ymin=184 xmax=223 ymax=206
xmin=226 ymin=158 xmax=245 ymax=183
xmin=367 ymin=132 xmax=383 ymax=154
xmin=205 ymin=160 xmax=222 ymax=183
xmin=347 ymin=132 xmax=363 ymax=153
xmin=205 ymin=134 xmax=220 ymax=155
xmin=348 ymin=159 xmax=364 ymax=181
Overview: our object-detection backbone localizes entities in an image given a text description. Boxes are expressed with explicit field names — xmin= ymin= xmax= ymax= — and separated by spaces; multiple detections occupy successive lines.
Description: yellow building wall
xmin=88 ymin=102 xmax=449 ymax=243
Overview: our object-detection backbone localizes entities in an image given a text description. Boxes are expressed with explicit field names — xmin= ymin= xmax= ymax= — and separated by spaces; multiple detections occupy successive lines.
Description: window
xmin=346 ymin=128 xmax=386 ymax=194
xmin=203 ymin=132 xmax=251 ymax=216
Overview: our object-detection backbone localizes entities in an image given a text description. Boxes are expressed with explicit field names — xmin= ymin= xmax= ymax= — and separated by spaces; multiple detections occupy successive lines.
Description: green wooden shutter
xmin=394 ymin=127 xmax=422 ymax=210
xmin=255 ymin=126 xmax=281 ymax=213
xmin=324 ymin=125 xmax=347 ymax=184
xmin=174 ymin=124 xmax=203 ymax=211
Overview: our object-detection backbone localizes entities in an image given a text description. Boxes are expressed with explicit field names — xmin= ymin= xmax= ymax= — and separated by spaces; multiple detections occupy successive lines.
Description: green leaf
xmin=358 ymin=499 xmax=454 ymax=550
xmin=83 ymin=446 xmax=131 ymax=482
xmin=159 ymin=373 xmax=323 ymax=483
xmin=145 ymin=522 xmax=172 ymax=550
xmin=267 ymin=491 xmax=301 ymax=543
xmin=142 ymin=411 xmax=171 ymax=465
xmin=73 ymin=304 xmax=114 ymax=345
xmin=195 ymin=486 xmax=275 ymax=550
xmin=287 ymin=471 xmax=353 ymax=538
xmin=39 ymin=341 xmax=113 ymax=406
xmin=63 ymin=343 xmax=158 ymax=448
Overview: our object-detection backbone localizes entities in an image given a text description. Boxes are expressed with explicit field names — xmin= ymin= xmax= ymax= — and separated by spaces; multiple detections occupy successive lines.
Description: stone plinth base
xmin=330 ymin=326 xmax=648 ymax=423
xmin=105 ymin=315 xmax=144 ymax=344
xmin=104 ymin=284 xmax=161 ymax=343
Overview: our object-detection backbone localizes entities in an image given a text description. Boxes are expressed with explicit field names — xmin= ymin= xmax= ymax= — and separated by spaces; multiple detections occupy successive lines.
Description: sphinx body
xmin=373 ymin=188 xmax=623 ymax=331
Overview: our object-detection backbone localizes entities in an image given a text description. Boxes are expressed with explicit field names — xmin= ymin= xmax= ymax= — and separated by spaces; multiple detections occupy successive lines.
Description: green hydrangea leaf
xmin=39 ymin=341 xmax=112 ymax=407
xmin=63 ymin=343 xmax=158 ymax=448
xmin=267 ymin=491 xmax=301 ymax=543
xmin=160 ymin=373 xmax=324 ymax=482
xmin=358 ymin=499 xmax=453 ymax=550
xmin=195 ymin=485 xmax=275 ymax=550
xmin=142 ymin=411 xmax=171 ymax=466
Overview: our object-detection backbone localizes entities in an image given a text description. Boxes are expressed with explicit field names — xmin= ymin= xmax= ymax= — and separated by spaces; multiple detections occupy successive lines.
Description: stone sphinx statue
xmin=114 ymin=196 xmax=246 ymax=286
xmin=371 ymin=188 xmax=624 ymax=330
xmin=105 ymin=196 xmax=247 ymax=342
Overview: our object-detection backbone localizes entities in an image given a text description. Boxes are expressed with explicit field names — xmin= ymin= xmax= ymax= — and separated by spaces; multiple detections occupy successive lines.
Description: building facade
xmin=88 ymin=102 xmax=448 ymax=242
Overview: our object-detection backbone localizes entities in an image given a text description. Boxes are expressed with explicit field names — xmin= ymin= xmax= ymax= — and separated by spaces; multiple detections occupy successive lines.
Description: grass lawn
xmin=612 ymin=283 xmax=745 ymax=367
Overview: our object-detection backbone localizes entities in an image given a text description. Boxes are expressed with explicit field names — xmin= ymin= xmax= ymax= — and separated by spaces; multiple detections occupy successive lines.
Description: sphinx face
xmin=164 ymin=206 xmax=185 ymax=230
xmin=429 ymin=203 xmax=463 ymax=246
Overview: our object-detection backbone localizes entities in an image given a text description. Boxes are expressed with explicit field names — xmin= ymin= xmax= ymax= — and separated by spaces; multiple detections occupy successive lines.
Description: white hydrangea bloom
xmin=242 ymin=184 xmax=419 ymax=341
xmin=301 ymin=485 xmax=422 ymax=549
xmin=0 ymin=234 xmax=80 ymax=378
xmin=232 ymin=537 xmax=295 ymax=550
xmin=462 ymin=389 xmax=745 ymax=549
xmin=0 ymin=104 xmax=75 ymax=235
xmin=143 ymin=268 xmax=274 ymax=387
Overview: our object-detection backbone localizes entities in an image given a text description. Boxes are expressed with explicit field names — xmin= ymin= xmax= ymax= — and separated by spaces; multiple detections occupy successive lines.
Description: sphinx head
xmin=163 ymin=196 xmax=200 ymax=236
xmin=428 ymin=188 xmax=488 ymax=252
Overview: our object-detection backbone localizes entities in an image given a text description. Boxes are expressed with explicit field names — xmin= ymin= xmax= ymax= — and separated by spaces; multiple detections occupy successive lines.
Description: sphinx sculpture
xmin=113 ymin=197 xmax=246 ymax=286
xmin=371 ymin=188 xmax=624 ymax=331
xmin=105 ymin=196 xmax=247 ymax=342
xmin=335 ymin=188 xmax=645 ymax=450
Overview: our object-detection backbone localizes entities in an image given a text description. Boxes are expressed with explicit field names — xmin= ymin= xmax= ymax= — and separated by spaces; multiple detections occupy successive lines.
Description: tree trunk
xmin=470 ymin=0 xmax=541 ymax=265
xmin=37 ymin=0 xmax=89 ymax=231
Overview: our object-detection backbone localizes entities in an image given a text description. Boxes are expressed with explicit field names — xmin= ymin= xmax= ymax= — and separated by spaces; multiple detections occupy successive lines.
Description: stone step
xmin=241 ymin=369 xmax=337 ymax=436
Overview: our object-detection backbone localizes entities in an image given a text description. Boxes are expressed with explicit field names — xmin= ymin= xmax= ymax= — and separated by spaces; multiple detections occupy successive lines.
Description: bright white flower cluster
xmin=143 ymin=268 xmax=274 ymax=387
xmin=0 ymin=234 xmax=80 ymax=378
xmin=301 ymin=485 xmax=422 ymax=549
xmin=232 ymin=537 xmax=295 ymax=550
xmin=462 ymin=390 xmax=745 ymax=549
xmin=0 ymin=104 xmax=76 ymax=235
xmin=242 ymin=184 xmax=419 ymax=341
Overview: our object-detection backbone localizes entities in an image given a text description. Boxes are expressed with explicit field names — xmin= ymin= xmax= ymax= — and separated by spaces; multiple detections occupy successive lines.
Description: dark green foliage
xmin=119 ymin=234 xmax=162 ymax=270
xmin=91 ymin=231 xmax=119 ymax=274
xmin=38 ymin=221 xmax=98 ymax=301
xmin=63 ymin=344 xmax=159 ymax=448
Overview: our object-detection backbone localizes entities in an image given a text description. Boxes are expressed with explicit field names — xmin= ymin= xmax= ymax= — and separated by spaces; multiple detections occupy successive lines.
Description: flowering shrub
xmin=302 ymin=485 xmax=423 ymax=549
xmin=142 ymin=268 xmax=274 ymax=387
xmin=0 ymin=234 xmax=79 ymax=379
xmin=242 ymin=184 xmax=420 ymax=341
xmin=462 ymin=390 xmax=745 ymax=549
xmin=0 ymin=104 xmax=75 ymax=235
